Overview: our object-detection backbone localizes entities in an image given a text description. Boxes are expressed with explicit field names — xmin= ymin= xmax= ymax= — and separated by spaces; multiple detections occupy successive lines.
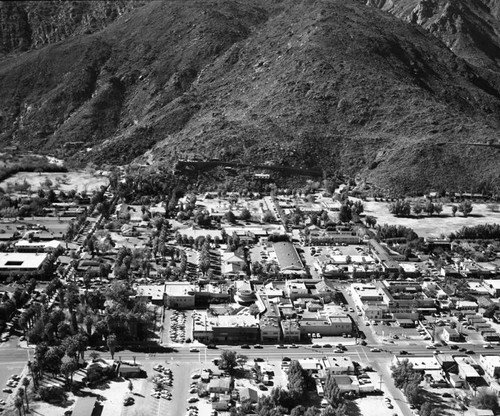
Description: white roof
xmin=0 ymin=252 xmax=48 ymax=269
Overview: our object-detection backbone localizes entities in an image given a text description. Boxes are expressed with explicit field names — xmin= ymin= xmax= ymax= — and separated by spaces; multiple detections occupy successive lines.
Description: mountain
xmin=367 ymin=0 xmax=500 ymax=73
xmin=0 ymin=0 xmax=499 ymax=194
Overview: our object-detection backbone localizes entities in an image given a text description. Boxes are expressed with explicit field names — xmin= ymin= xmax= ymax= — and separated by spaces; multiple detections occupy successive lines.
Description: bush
xmin=39 ymin=385 xmax=66 ymax=403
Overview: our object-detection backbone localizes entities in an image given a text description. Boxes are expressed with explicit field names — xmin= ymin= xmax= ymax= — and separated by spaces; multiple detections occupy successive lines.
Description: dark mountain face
xmin=0 ymin=0 xmax=499 ymax=194
xmin=367 ymin=0 xmax=500 ymax=72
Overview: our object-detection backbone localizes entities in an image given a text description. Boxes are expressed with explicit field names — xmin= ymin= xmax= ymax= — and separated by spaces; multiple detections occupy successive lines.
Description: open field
xmin=0 ymin=170 xmax=108 ymax=193
xmin=363 ymin=200 xmax=500 ymax=238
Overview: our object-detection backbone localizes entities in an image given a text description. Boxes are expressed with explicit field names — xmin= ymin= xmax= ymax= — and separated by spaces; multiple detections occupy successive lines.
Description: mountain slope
xmin=367 ymin=0 xmax=500 ymax=73
xmin=0 ymin=0 xmax=499 ymax=194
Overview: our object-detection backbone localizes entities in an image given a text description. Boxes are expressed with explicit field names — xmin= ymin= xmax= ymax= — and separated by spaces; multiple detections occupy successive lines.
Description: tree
xmin=107 ymin=334 xmax=118 ymax=360
xmin=458 ymin=200 xmax=473 ymax=217
xmin=128 ymin=380 xmax=134 ymax=393
xmin=219 ymin=350 xmax=238 ymax=373
xmin=389 ymin=199 xmax=411 ymax=217
xmin=412 ymin=202 xmax=423 ymax=216
xmin=352 ymin=201 xmax=364 ymax=215
xmin=14 ymin=396 xmax=23 ymax=416
xmin=225 ymin=211 xmax=237 ymax=224
xmin=404 ymin=381 xmax=421 ymax=406
xmin=239 ymin=208 xmax=252 ymax=221
xmin=472 ymin=388 xmax=499 ymax=412
xmin=287 ymin=360 xmax=308 ymax=399
xmin=338 ymin=204 xmax=351 ymax=223
xmin=21 ymin=378 xmax=30 ymax=410
xmin=420 ymin=402 xmax=441 ymax=416
xmin=324 ymin=372 xmax=341 ymax=406
xmin=424 ymin=201 xmax=435 ymax=216
xmin=484 ymin=304 xmax=498 ymax=319
xmin=248 ymin=304 xmax=260 ymax=317
xmin=390 ymin=359 xmax=421 ymax=389
xmin=451 ymin=205 xmax=458 ymax=216
xmin=61 ymin=360 xmax=78 ymax=390
xmin=262 ymin=211 xmax=275 ymax=223
xmin=365 ymin=215 xmax=377 ymax=228
xmin=434 ymin=202 xmax=443 ymax=215
xmin=17 ymin=387 xmax=26 ymax=414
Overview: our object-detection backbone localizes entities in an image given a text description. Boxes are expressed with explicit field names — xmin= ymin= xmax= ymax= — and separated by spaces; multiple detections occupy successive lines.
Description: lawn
xmin=362 ymin=200 xmax=500 ymax=238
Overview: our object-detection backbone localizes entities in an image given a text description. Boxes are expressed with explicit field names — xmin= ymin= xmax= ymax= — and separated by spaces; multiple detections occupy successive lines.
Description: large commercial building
xmin=0 ymin=252 xmax=48 ymax=275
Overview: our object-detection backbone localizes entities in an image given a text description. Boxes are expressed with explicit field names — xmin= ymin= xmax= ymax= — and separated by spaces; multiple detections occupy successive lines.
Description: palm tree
xmin=21 ymin=378 xmax=30 ymax=410
xmin=17 ymin=387 xmax=25 ymax=414
xmin=14 ymin=396 xmax=23 ymax=416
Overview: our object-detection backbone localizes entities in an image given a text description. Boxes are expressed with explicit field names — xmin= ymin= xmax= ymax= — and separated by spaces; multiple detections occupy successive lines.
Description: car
xmin=386 ymin=402 xmax=393 ymax=409
xmin=365 ymin=322 xmax=370 ymax=326
xmin=259 ymin=384 xmax=268 ymax=391
xmin=254 ymin=344 xmax=263 ymax=349
xmin=254 ymin=357 xmax=265 ymax=362
xmin=450 ymin=345 xmax=459 ymax=350
xmin=276 ymin=344 xmax=287 ymax=349
xmin=442 ymin=392 xmax=452 ymax=398
xmin=189 ymin=388 xmax=197 ymax=394
xmin=188 ymin=397 xmax=198 ymax=403
xmin=1 ymin=389 xmax=11 ymax=394
xmin=370 ymin=348 xmax=381 ymax=352
xmin=483 ymin=344 xmax=493 ymax=349
xmin=289 ymin=344 xmax=299 ymax=348
xmin=425 ymin=345 xmax=436 ymax=349
xmin=282 ymin=357 xmax=291 ymax=362
xmin=399 ymin=351 xmax=408 ymax=355
xmin=334 ymin=349 xmax=344 ymax=353
xmin=207 ymin=344 xmax=217 ymax=349
xmin=466 ymin=350 xmax=475 ymax=354
xmin=241 ymin=344 xmax=250 ymax=349
xmin=323 ymin=344 xmax=332 ymax=348
xmin=312 ymin=344 xmax=321 ymax=348
xmin=459 ymin=347 xmax=467 ymax=352
xmin=189 ymin=348 xmax=200 ymax=353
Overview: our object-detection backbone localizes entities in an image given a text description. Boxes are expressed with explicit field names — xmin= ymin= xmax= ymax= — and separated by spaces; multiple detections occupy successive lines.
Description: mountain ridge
xmin=0 ymin=0 xmax=499 ymax=194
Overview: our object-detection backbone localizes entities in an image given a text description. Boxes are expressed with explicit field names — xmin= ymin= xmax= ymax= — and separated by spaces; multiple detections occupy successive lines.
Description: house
xmin=221 ymin=252 xmax=246 ymax=277
xmin=208 ymin=377 xmax=232 ymax=394
xmin=442 ymin=327 xmax=461 ymax=342
xmin=239 ymin=387 xmax=259 ymax=403
xmin=72 ymin=397 xmax=99 ymax=416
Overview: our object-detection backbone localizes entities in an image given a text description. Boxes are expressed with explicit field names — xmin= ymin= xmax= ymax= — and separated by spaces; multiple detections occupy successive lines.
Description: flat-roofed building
xmin=479 ymin=355 xmax=500 ymax=378
xmin=299 ymin=316 xmax=352 ymax=337
xmin=442 ymin=327 xmax=461 ymax=342
xmin=212 ymin=315 xmax=260 ymax=344
xmin=272 ymin=242 xmax=305 ymax=275
xmin=281 ymin=319 xmax=301 ymax=343
xmin=0 ymin=252 xmax=48 ymax=275
xmin=14 ymin=239 xmax=61 ymax=253
xmin=260 ymin=316 xmax=281 ymax=343
xmin=164 ymin=282 xmax=195 ymax=309
xmin=135 ymin=285 xmax=165 ymax=305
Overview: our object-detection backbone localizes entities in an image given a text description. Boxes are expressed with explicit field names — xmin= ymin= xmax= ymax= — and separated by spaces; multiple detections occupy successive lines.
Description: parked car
xmin=189 ymin=348 xmax=200 ymax=353
xmin=370 ymin=348 xmax=381 ymax=352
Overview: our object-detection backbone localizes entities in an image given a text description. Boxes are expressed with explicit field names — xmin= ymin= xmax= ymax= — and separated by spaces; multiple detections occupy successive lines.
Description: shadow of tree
xmin=345 ymin=400 xmax=362 ymax=416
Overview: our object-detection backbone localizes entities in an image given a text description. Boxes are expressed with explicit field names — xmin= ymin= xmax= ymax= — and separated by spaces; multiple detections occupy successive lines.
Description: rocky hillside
xmin=367 ymin=0 xmax=500 ymax=72
xmin=0 ymin=1 xmax=143 ymax=55
xmin=0 ymin=0 xmax=500 ymax=194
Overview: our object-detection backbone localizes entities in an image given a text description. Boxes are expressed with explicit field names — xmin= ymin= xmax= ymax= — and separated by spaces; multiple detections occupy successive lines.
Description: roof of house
xmin=72 ymin=397 xmax=97 ymax=416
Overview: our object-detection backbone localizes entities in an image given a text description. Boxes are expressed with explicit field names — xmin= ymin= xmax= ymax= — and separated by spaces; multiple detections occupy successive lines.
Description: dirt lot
xmin=0 ymin=171 xmax=108 ymax=193
xmin=362 ymin=199 xmax=500 ymax=238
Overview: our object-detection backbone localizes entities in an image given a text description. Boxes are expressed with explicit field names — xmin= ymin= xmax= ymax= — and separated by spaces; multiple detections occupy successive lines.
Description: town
xmin=0 ymin=159 xmax=499 ymax=416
